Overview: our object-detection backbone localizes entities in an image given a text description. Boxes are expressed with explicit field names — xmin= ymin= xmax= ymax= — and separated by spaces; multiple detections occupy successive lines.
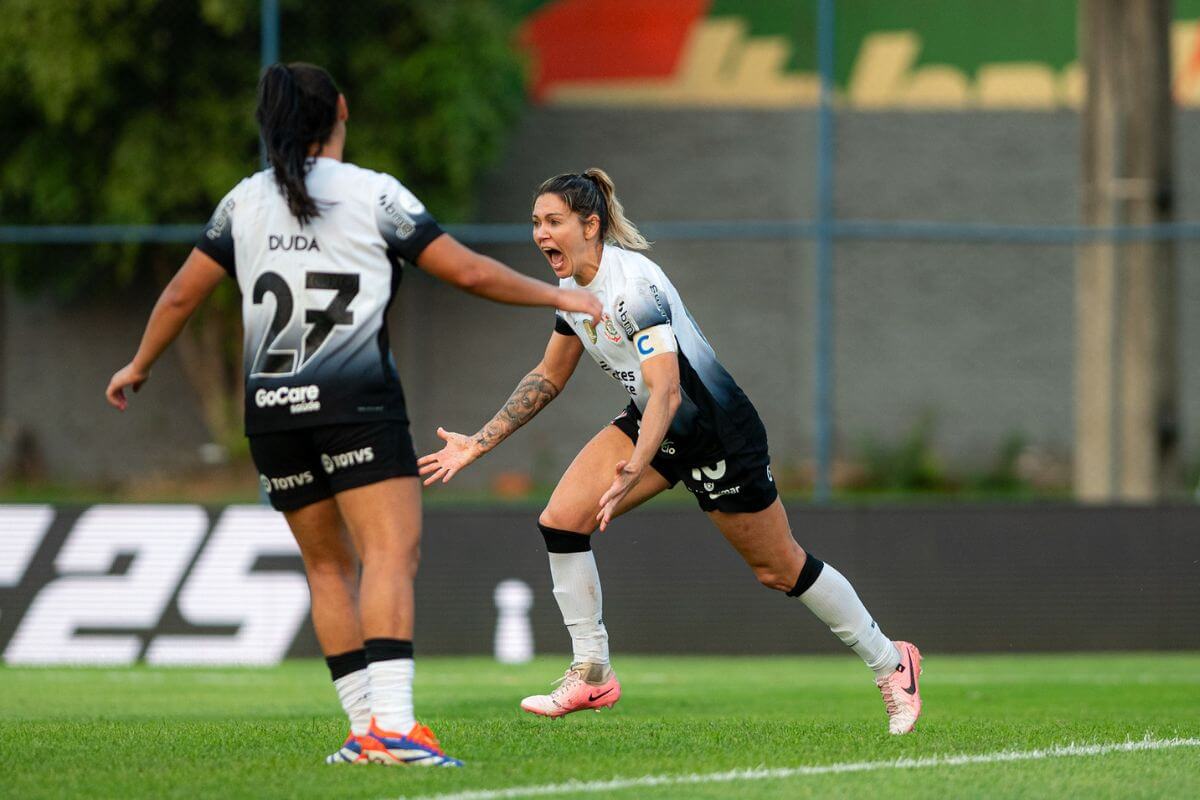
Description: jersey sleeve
xmin=554 ymin=313 xmax=577 ymax=336
xmin=195 ymin=182 xmax=240 ymax=277
xmin=375 ymin=174 xmax=444 ymax=263
xmin=614 ymin=277 xmax=672 ymax=340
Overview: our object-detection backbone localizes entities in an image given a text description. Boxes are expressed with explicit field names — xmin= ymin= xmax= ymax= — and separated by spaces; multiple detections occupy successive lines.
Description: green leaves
xmin=2 ymin=0 xmax=528 ymax=297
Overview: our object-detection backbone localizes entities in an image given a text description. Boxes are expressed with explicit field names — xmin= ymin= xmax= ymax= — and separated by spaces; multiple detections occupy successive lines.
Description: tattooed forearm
xmin=473 ymin=371 xmax=561 ymax=452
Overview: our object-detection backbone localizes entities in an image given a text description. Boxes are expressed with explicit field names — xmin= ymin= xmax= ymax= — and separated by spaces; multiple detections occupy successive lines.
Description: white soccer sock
xmin=797 ymin=561 xmax=901 ymax=678
xmin=333 ymin=668 xmax=372 ymax=736
xmin=548 ymin=551 xmax=610 ymax=665
xmin=368 ymin=659 xmax=415 ymax=733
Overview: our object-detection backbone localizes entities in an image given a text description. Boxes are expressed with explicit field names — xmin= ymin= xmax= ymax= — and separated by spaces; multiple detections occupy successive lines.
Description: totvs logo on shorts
xmin=260 ymin=471 xmax=315 ymax=494
xmin=255 ymin=384 xmax=321 ymax=415
xmin=321 ymin=447 xmax=375 ymax=475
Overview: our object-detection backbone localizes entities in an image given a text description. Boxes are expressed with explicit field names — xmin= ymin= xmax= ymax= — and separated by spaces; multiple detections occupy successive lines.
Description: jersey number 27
xmin=250 ymin=270 xmax=359 ymax=377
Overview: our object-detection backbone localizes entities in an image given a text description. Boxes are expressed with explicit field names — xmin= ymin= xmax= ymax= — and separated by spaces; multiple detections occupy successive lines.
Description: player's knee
xmin=752 ymin=565 xmax=795 ymax=593
xmin=358 ymin=535 xmax=419 ymax=574
xmin=538 ymin=508 xmax=595 ymax=536
xmin=302 ymin=551 xmax=357 ymax=584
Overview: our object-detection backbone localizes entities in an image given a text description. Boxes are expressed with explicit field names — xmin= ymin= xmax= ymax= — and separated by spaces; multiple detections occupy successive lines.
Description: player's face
xmin=532 ymin=193 xmax=598 ymax=280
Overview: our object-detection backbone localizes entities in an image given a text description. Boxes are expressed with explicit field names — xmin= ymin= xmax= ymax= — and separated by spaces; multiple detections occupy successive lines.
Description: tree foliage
xmin=0 ymin=0 xmax=527 ymax=450
xmin=0 ymin=0 xmax=528 ymax=293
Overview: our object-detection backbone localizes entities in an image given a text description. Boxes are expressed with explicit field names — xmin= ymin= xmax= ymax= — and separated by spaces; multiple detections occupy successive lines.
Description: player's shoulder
xmin=225 ymin=169 xmax=277 ymax=206
xmin=611 ymin=246 xmax=664 ymax=280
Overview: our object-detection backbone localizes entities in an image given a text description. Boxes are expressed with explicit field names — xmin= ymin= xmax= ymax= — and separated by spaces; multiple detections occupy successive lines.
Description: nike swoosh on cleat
xmin=588 ymin=688 xmax=615 ymax=702
xmin=902 ymin=651 xmax=918 ymax=695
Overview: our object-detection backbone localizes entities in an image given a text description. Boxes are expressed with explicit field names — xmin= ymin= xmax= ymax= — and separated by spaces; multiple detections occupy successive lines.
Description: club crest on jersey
xmin=582 ymin=320 xmax=598 ymax=344
xmin=601 ymin=313 xmax=622 ymax=343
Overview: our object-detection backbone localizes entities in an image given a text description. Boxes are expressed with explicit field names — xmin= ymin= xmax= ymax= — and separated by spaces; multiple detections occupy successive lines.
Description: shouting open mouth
xmin=542 ymin=246 xmax=566 ymax=271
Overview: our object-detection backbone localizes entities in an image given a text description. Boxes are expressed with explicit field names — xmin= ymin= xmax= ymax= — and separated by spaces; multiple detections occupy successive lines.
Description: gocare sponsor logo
xmin=255 ymin=385 xmax=321 ymax=415
xmin=321 ymin=447 xmax=375 ymax=474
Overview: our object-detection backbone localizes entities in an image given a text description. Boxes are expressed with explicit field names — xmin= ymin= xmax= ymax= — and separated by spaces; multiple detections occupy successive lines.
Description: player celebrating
xmin=105 ymin=64 xmax=601 ymax=766
xmin=419 ymin=169 xmax=923 ymax=735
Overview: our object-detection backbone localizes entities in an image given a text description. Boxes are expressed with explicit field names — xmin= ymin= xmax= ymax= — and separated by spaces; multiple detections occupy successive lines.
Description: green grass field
xmin=2 ymin=654 xmax=1198 ymax=799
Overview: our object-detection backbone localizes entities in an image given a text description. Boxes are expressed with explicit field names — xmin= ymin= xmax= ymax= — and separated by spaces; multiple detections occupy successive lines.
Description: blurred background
xmin=1 ymin=1 xmax=1198 ymax=663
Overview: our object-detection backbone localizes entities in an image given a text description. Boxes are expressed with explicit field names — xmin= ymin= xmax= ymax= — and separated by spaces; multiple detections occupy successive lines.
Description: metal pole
xmin=814 ymin=0 xmax=836 ymax=503
xmin=260 ymin=0 xmax=280 ymax=169
xmin=257 ymin=0 xmax=279 ymax=504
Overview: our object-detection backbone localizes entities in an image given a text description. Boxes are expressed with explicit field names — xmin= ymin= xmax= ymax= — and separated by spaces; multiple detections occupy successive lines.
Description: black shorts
xmin=610 ymin=408 xmax=778 ymax=514
xmin=248 ymin=421 xmax=418 ymax=512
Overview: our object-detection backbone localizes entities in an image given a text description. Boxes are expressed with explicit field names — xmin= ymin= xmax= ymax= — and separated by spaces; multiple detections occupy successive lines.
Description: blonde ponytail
xmin=582 ymin=168 xmax=650 ymax=250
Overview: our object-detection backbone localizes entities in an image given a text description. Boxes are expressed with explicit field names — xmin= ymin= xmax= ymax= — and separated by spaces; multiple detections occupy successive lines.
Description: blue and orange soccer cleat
xmin=325 ymin=732 xmax=377 ymax=765
xmin=365 ymin=718 xmax=464 ymax=767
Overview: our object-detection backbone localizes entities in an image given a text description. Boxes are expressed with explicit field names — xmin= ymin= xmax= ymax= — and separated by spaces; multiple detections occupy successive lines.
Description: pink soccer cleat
xmin=520 ymin=662 xmax=621 ymax=718
xmin=876 ymin=640 xmax=923 ymax=735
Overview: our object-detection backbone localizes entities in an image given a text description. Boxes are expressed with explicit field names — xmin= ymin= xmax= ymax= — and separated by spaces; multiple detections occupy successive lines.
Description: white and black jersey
xmin=554 ymin=246 xmax=766 ymax=465
xmin=196 ymin=158 xmax=441 ymax=435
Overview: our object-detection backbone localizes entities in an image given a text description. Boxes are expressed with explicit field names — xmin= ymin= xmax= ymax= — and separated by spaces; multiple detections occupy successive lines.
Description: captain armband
xmin=632 ymin=324 xmax=677 ymax=363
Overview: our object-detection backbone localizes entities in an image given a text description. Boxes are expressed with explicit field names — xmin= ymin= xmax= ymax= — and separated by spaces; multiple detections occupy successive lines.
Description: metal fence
xmin=3 ymin=1 xmax=1198 ymax=499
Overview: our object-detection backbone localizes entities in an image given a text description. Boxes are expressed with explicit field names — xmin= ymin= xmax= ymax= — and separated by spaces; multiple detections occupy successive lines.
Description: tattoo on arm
xmin=473 ymin=371 xmax=561 ymax=452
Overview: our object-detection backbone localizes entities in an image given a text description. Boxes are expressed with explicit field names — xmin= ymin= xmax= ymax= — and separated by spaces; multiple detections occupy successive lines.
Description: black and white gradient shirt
xmin=554 ymin=245 xmax=765 ymax=464
xmin=197 ymin=158 xmax=441 ymax=435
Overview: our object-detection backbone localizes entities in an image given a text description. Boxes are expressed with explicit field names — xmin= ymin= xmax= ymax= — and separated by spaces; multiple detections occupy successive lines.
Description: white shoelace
xmin=549 ymin=667 xmax=586 ymax=700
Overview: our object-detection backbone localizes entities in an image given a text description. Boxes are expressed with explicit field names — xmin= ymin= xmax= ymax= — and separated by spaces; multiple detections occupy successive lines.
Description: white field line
xmin=394 ymin=736 xmax=1200 ymax=800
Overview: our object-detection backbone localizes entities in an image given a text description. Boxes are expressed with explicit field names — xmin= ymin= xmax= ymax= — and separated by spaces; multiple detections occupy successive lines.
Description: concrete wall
xmin=4 ymin=108 xmax=1200 ymax=487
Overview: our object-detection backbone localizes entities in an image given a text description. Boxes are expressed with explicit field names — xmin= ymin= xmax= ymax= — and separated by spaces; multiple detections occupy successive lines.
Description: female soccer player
xmin=105 ymin=64 xmax=601 ymax=766
xmin=419 ymin=169 xmax=923 ymax=735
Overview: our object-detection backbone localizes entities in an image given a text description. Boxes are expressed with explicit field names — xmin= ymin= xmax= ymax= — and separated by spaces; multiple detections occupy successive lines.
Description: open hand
xmin=105 ymin=363 xmax=150 ymax=411
xmin=418 ymin=427 xmax=483 ymax=486
xmin=596 ymin=459 xmax=643 ymax=531
xmin=557 ymin=287 xmax=603 ymax=324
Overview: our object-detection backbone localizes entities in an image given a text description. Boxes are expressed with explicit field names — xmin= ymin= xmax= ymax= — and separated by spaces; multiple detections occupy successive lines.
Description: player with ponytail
xmin=107 ymin=64 xmax=600 ymax=766
xmin=421 ymin=169 xmax=924 ymax=735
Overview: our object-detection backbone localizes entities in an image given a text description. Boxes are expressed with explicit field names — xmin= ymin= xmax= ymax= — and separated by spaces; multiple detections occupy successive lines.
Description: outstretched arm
xmin=418 ymin=331 xmax=584 ymax=485
xmin=105 ymin=248 xmax=228 ymax=411
xmin=597 ymin=345 xmax=682 ymax=530
xmin=417 ymin=234 xmax=600 ymax=321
